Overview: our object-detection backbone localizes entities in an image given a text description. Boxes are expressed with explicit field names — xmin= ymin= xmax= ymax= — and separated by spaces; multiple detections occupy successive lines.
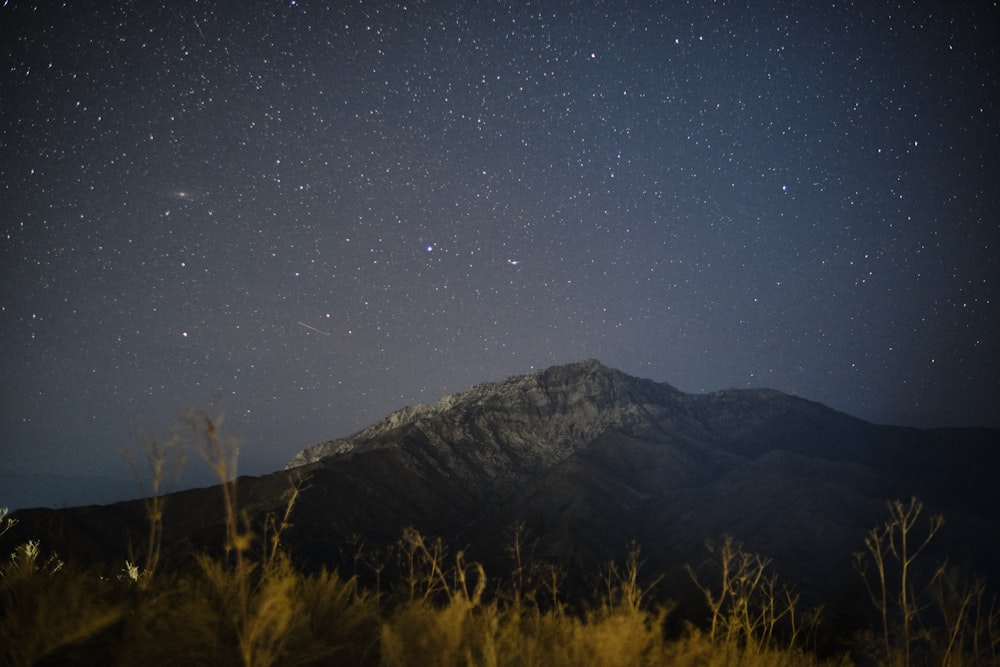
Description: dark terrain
xmin=6 ymin=360 xmax=999 ymax=633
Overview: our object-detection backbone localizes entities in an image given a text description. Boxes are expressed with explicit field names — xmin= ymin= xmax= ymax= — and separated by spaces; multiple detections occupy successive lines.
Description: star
xmin=2 ymin=0 xmax=996 ymax=508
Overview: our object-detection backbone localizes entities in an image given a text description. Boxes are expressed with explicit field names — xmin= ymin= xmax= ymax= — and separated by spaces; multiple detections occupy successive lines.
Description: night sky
xmin=3 ymin=1 xmax=999 ymax=504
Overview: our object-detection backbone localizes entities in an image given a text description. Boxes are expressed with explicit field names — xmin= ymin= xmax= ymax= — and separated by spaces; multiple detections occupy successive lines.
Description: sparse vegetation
xmin=1 ymin=416 xmax=998 ymax=666
xmin=686 ymin=535 xmax=824 ymax=656
xmin=852 ymin=497 xmax=1000 ymax=667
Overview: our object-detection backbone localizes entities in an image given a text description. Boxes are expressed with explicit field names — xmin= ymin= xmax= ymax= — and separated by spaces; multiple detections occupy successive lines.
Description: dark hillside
xmin=5 ymin=360 xmax=999 ymax=633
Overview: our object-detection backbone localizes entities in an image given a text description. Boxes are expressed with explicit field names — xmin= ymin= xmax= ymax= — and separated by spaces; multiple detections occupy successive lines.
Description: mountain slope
xmin=5 ymin=360 xmax=999 ymax=626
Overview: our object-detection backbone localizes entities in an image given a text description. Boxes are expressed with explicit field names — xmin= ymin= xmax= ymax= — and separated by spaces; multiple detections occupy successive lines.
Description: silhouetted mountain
xmin=0 ymin=467 xmax=225 ymax=512
xmin=0 ymin=472 xmax=140 ymax=511
xmin=5 ymin=360 xmax=999 ymax=631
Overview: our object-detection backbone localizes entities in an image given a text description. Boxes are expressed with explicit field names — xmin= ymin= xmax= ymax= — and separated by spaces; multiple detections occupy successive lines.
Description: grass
xmin=2 ymin=415 xmax=998 ymax=666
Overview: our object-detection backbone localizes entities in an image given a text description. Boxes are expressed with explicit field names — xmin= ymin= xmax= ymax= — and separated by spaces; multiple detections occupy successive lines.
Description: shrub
xmin=0 ymin=541 xmax=124 ymax=666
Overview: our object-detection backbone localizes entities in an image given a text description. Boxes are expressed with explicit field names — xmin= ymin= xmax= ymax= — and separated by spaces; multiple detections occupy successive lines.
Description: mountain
xmin=5 ymin=359 xmax=999 ymax=629
xmin=0 ymin=472 xmax=140 ymax=512
xmin=0 ymin=467 xmax=228 ymax=512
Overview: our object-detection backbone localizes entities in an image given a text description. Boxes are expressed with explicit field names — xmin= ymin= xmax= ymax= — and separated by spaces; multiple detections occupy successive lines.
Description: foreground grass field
xmin=2 ymin=414 xmax=997 ymax=666
xmin=0 ymin=521 xmax=837 ymax=667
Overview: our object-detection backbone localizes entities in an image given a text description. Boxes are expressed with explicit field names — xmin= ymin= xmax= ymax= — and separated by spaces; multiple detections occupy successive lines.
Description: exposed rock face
xmin=279 ymin=359 xmax=1000 ymax=604
xmin=286 ymin=359 xmax=676 ymax=473
xmin=7 ymin=360 xmax=1000 ymax=626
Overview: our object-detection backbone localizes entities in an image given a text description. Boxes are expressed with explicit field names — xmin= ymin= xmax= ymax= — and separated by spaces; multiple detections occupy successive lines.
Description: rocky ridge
xmin=286 ymin=359 xmax=685 ymax=477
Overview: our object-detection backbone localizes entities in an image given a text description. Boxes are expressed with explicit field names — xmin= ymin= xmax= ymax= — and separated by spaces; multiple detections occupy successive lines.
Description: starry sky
xmin=2 ymin=1 xmax=999 ymax=502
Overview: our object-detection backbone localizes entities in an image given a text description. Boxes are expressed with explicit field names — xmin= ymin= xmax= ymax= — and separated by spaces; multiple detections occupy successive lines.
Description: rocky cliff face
xmin=286 ymin=359 xmax=681 ymax=471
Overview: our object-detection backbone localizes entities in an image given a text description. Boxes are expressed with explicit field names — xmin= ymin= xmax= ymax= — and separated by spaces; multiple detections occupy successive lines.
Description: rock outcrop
xmin=286 ymin=359 xmax=677 ymax=472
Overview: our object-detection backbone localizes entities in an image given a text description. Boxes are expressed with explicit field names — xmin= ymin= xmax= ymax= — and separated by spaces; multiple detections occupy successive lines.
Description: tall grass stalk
xmin=853 ymin=497 xmax=944 ymax=666
xmin=686 ymin=535 xmax=822 ymax=654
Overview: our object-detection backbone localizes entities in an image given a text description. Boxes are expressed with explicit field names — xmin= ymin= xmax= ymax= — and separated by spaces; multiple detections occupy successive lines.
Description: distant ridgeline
xmin=4 ymin=360 xmax=1000 ymax=652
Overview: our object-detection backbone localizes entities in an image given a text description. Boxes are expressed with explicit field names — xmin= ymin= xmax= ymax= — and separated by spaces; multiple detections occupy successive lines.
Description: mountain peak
xmin=8 ymin=360 xmax=999 ymax=636
xmin=286 ymin=360 xmax=676 ymax=469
